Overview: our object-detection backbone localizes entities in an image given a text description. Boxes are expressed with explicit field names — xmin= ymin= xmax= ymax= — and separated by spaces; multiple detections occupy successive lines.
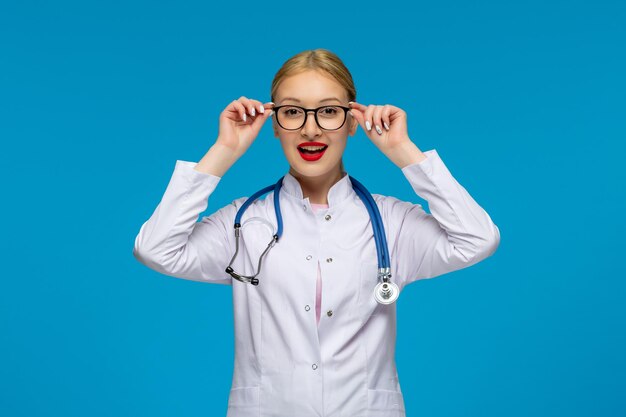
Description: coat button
xmin=326 ymin=258 xmax=333 ymax=263
xmin=304 ymin=305 xmax=310 ymax=311
xmin=306 ymin=255 xmax=312 ymax=260
xmin=326 ymin=310 xmax=333 ymax=317
xmin=303 ymin=205 xmax=307 ymax=210
xmin=325 ymin=214 xmax=331 ymax=221
xmin=312 ymin=363 xmax=318 ymax=370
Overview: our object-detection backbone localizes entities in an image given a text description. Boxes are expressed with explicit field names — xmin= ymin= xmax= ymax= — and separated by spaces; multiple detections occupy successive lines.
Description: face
xmin=272 ymin=69 xmax=358 ymax=179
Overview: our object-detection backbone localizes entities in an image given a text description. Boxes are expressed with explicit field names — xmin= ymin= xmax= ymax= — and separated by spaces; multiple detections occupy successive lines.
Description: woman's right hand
xmin=216 ymin=97 xmax=275 ymax=160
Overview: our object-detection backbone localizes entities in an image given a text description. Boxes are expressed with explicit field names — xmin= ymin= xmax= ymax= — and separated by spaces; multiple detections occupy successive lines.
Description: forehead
xmin=276 ymin=70 xmax=347 ymax=104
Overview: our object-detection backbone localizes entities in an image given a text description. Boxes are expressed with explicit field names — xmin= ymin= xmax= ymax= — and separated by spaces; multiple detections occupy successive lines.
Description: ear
xmin=348 ymin=113 xmax=358 ymax=136
xmin=272 ymin=115 xmax=280 ymax=138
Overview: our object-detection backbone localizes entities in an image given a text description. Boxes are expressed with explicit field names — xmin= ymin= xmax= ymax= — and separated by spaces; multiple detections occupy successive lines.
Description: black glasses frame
xmin=272 ymin=105 xmax=351 ymax=131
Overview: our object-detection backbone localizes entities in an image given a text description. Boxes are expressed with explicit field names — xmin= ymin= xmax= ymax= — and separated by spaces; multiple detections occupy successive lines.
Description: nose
xmin=301 ymin=110 xmax=322 ymax=138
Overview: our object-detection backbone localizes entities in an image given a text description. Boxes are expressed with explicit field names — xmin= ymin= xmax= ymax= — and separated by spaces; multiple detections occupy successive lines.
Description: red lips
xmin=297 ymin=141 xmax=328 ymax=161
xmin=297 ymin=141 xmax=328 ymax=149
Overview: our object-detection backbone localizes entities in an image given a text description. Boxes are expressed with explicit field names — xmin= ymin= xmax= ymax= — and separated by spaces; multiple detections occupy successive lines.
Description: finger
xmin=264 ymin=101 xmax=275 ymax=116
xmin=373 ymin=106 xmax=384 ymax=135
xmin=250 ymin=102 xmax=276 ymax=133
xmin=348 ymin=106 xmax=364 ymax=129
xmin=252 ymin=102 xmax=274 ymax=127
xmin=348 ymin=100 xmax=365 ymax=108
xmin=249 ymin=98 xmax=264 ymax=115
xmin=238 ymin=96 xmax=257 ymax=118
xmin=228 ymin=100 xmax=248 ymax=122
xmin=381 ymin=105 xmax=391 ymax=130
xmin=349 ymin=101 xmax=367 ymax=111
xmin=349 ymin=102 xmax=370 ymax=131
xmin=364 ymin=105 xmax=375 ymax=132
xmin=251 ymin=99 xmax=272 ymax=115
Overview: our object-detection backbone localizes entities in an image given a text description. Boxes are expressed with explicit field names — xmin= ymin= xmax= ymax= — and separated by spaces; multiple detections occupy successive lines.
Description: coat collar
xmin=281 ymin=170 xmax=354 ymax=207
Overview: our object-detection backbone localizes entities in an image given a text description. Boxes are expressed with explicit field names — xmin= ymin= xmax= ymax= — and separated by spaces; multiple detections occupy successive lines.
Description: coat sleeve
xmin=381 ymin=149 xmax=501 ymax=289
xmin=133 ymin=160 xmax=246 ymax=285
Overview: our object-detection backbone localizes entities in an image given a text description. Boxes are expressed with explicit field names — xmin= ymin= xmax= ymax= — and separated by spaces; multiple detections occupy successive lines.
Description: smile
xmin=297 ymin=143 xmax=328 ymax=161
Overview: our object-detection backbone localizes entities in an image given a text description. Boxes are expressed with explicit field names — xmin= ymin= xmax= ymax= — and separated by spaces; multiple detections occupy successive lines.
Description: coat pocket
xmin=367 ymin=388 xmax=406 ymax=413
xmin=227 ymin=386 xmax=260 ymax=414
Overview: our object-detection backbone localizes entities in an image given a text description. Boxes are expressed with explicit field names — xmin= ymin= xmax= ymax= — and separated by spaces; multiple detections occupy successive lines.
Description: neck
xmin=289 ymin=166 xmax=345 ymax=205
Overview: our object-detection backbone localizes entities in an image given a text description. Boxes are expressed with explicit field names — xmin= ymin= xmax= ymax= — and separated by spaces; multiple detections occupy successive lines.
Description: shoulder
xmin=367 ymin=193 xmax=428 ymax=230
xmin=199 ymin=195 xmax=250 ymax=225
xmin=200 ymin=194 xmax=273 ymax=224
xmin=371 ymin=193 xmax=423 ymax=212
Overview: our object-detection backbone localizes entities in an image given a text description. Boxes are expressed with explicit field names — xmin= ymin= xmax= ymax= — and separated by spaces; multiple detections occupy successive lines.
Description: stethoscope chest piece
xmin=374 ymin=281 xmax=399 ymax=305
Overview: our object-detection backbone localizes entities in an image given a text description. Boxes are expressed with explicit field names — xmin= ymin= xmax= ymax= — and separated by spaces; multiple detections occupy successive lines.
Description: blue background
xmin=1 ymin=1 xmax=624 ymax=416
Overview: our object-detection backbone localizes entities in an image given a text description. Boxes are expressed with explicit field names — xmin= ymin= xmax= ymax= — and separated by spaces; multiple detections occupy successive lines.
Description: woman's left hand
xmin=348 ymin=101 xmax=426 ymax=168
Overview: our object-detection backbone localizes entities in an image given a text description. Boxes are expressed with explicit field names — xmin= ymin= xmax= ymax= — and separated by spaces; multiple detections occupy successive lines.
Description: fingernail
xmin=375 ymin=125 xmax=382 ymax=135
xmin=384 ymin=122 xmax=390 ymax=130
xmin=365 ymin=121 xmax=371 ymax=131
xmin=348 ymin=111 xmax=354 ymax=117
xmin=251 ymin=108 xmax=255 ymax=116
xmin=269 ymin=110 xmax=274 ymax=117
xmin=259 ymin=105 xmax=265 ymax=114
xmin=243 ymin=113 xmax=247 ymax=122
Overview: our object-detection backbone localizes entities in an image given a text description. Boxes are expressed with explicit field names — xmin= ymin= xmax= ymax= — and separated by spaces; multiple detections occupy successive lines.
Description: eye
xmin=281 ymin=107 xmax=304 ymax=117
xmin=319 ymin=106 xmax=340 ymax=117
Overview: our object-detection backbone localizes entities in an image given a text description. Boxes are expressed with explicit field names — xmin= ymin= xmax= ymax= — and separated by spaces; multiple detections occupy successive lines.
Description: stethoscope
xmin=225 ymin=175 xmax=400 ymax=305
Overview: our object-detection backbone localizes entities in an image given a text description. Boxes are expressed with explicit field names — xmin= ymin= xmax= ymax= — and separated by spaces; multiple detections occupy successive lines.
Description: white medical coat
xmin=133 ymin=149 xmax=500 ymax=417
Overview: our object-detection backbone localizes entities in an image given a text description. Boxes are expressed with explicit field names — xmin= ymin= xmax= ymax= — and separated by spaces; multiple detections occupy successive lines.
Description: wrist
xmin=388 ymin=140 xmax=427 ymax=169
xmin=194 ymin=143 xmax=238 ymax=177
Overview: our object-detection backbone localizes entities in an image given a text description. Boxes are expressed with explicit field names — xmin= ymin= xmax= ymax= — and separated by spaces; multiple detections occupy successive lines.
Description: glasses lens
xmin=276 ymin=106 xmax=346 ymax=130
xmin=317 ymin=106 xmax=346 ymax=130
xmin=277 ymin=106 xmax=305 ymax=130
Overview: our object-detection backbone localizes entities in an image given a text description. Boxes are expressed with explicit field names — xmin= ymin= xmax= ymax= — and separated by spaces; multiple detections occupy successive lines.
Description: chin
xmin=290 ymin=158 xmax=340 ymax=178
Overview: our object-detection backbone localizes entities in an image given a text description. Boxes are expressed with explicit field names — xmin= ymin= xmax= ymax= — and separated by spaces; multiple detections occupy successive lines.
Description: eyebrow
xmin=280 ymin=97 xmax=343 ymax=104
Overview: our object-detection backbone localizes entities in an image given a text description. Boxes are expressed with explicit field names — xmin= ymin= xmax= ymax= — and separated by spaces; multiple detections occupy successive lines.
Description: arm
xmin=384 ymin=149 xmax=500 ymax=288
xmin=133 ymin=155 xmax=244 ymax=285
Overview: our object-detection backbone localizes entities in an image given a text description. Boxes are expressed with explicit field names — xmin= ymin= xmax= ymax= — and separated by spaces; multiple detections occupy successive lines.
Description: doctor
xmin=133 ymin=48 xmax=500 ymax=417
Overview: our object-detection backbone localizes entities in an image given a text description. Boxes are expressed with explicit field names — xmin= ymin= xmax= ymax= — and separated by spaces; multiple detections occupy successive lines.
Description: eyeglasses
xmin=273 ymin=104 xmax=351 ymax=131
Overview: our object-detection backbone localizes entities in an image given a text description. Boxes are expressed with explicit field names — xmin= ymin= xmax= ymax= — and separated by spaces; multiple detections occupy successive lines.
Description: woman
xmin=133 ymin=48 xmax=500 ymax=417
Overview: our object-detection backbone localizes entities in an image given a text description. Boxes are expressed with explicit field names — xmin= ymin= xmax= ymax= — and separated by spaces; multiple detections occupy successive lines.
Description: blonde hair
xmin=270 ymin=48 xmax=356 ymax=174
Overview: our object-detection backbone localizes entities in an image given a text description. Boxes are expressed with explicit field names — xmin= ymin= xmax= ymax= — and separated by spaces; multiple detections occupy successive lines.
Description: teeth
xmin=299 ymin=145 xmax=327 ymax=151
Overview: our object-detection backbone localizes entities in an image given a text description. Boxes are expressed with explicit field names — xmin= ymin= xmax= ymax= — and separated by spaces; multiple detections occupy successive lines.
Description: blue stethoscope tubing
xmin=225 ymin=175 xmax=400 ymax=304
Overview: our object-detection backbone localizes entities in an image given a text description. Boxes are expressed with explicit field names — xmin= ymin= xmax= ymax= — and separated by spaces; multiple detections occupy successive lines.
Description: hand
xmin=216 ymin=96 xmax=275 ymax=160
xmin=348 ymin=101 xmax=426 ymax=168
xmin=348 ymin=101 xmax=411 ymax=149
